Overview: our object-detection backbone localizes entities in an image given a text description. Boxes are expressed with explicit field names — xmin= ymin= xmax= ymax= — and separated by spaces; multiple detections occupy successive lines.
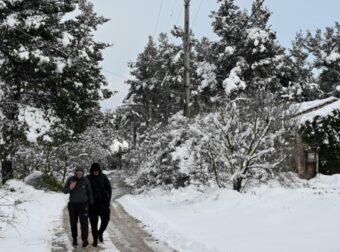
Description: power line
xmin=175 ymin=2 xmax=184 ymax=26
xmin=102 ymin=69 xmax=129 ymax=80
xmin=242 ymin=0 xmax=266 ymax=28
xmin=153 ymin=0 xmax=164 ymax=37
xmin=167 ymin=0 xmax=180 ymax=31
xmin=192 ymin=0 xmax=204 ymax=28
xmin=12 ymin=26 xmax=68 ymax=57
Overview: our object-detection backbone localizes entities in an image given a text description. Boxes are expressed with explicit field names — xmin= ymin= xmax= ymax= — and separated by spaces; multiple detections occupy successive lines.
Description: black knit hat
xmin=90 ymin=163 xmax=101 ymax=173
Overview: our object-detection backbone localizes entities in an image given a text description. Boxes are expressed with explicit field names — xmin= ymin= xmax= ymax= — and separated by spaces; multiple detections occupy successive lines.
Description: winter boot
xmin=72 ymin=238 xmax=77 ymax=246
xmin=92 ymin=240 xmax=98 ymax=247
xmin=98 ymin=233 xmax=104 ymax=243
xmin=82 ymin=240 xmax=89 ymax=247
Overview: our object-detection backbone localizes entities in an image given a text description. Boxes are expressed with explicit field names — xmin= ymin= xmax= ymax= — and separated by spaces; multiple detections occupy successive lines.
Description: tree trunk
xmin=62 ymin=145 xmax=68 ymax=183
xmin=119 ymin=153 xmax=122 ymax=170
xmin=210 ymin=153 xmax=222 ymax=188
xmin=233 ymin=176 xmax=243 ymax=192
xmin=2 ymin=159 xmax=13 ymax=184
xmin=133 ymin=124 xmax=137 ymax=148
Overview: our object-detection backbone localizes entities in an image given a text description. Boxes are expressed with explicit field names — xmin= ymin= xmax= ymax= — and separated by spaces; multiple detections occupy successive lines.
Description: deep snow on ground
xmin=0 ymin=180 xmax=69 ymax=252
xmin=0 ymin=179 xmax=120 ymax=252
xmin=119 ymin=174 xmax=340 ymax=252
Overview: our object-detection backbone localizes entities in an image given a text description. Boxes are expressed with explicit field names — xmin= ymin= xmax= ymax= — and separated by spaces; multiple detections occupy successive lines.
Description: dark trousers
xmin=89 ymin=203 xmax=110 ymax=242
xmin=68 ymin=202 xmax=89 ymax=241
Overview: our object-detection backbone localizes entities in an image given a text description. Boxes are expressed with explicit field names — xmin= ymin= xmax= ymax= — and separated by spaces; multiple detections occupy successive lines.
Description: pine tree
xmin=0 ymin=0 xmax=111 ymax=183
xmin=286 ymin=32 xmax=322 ymax=101
xmin=210 ymin=0 xmax=288 ymax=97
xmin=125 ymin=33 xmax=184 ymax=128
xmin=194 ymin=37 xmax=220 ymax=110
xmin=306 ymin=23 xmax=340 ymax=97
xmin=124 ymin=36 xmax=159 ymax=127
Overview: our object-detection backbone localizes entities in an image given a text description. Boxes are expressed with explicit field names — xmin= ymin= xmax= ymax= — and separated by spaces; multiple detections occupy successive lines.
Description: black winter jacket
xmin=87 ymin=172 xmax=112 ymax=206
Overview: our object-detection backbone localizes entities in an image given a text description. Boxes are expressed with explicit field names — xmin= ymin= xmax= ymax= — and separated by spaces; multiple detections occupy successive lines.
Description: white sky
xmin=90 ymin=0 xmax=340 ymax=110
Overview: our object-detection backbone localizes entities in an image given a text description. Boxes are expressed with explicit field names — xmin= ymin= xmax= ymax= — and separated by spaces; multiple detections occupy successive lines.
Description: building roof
xmin=291 ymin=97 xmax=340 ymax=125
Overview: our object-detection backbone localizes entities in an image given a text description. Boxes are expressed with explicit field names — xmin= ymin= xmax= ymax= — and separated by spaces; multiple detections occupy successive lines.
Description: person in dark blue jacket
xmin=87 ymin=163 xmax=112 ymax=247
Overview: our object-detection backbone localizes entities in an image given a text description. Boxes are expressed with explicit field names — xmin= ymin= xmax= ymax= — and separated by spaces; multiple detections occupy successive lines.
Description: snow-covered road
xmin=60 ymin=172 xmax=174 ymax=252
xmin=3 ymin=173 xmax=340 ymax=252
xmin=0 ymin=173 xmax=175 ymax=252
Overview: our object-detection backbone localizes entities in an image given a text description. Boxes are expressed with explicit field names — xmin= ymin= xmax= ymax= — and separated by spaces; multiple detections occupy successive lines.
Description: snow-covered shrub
xmin=126 ymin=92 xmax=295 ymax=191
xmin=127 ymin=115 xmax=193 ymax=189
xmin=23 ymin=170 xmax=43 ymax=185
xmin=197 ymin=92 xmax=295 ymax=191
xmin=125 ymin=113 xmax=214 ymax=189
xmin=23 ymin=171 xmax=62 ymax=192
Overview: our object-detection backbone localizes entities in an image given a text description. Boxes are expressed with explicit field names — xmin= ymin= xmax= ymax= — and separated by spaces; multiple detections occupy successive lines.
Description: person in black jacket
xmin=87 ymin=163 xmax=112 ymax=247
xmin=63 ymin=167 xmax=93 ymax=247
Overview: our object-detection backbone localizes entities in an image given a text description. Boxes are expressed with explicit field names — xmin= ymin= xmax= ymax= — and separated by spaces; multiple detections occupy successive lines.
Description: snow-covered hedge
xmin=301 ymin=110 xmax=340 ymax=174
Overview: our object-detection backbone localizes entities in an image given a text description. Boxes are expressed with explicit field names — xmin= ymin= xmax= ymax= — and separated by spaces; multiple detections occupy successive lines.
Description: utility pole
xmin=183 ymin=0 xmax=191 ymax=117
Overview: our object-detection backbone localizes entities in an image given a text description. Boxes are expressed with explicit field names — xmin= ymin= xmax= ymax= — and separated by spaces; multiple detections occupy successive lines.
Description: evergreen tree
xmin=0 ymin=0 xmax=111 ymax=183
xmin=124 ymin=36 xmax=159 ymax=127
xmin=210 ymin=0 xmax=289 ymax=98
xmin=286 ymin=32 xmax=322 ymax=101
xmin=125 ymin=33 xmax=184 ymax=129
xmin=301 ymin=111 xmax=340 ymax=175
xmin=194 ymin=37 xmax=220 ymax=110
xmin=306 ymin=23 xmax=340 ymax=97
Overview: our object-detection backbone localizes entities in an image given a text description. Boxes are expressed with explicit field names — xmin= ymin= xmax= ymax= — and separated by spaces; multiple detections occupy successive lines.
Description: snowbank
xmin=0 ymin=180 xmax=68 ymax=252
xmin=119 ymin=174 xmax=340 ymax=252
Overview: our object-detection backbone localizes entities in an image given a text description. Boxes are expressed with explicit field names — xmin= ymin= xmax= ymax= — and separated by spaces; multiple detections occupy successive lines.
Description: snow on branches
xmin=199 ymin=92 xmax=293 ymax=191
xmin=126 ymin=91 xmax=295 ymax=192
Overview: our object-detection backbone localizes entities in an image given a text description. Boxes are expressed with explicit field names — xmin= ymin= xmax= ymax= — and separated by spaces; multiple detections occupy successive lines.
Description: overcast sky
xmin=89 ymin=0 xmax=340 ymax=110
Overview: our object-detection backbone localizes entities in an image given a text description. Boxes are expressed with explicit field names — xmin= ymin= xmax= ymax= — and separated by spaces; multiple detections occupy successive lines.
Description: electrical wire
xmin=153 ymin=0 xmax=164 ymax=37
xmin=175 ymin=1 xmax=184 ymax=26
xmin=167 ymin=0 xmax=180 ymax=31
xmin=102 ymin=69 xmax=129 ymax=80
xmin=242 ymin=0 xmax=266 ymax=28
xmin=192 ymin=0 xmax=204 ymax=28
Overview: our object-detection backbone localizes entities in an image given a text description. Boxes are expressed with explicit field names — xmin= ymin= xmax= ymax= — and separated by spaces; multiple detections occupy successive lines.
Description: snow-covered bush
xmin=126 ymin=92 xmax=295 ymax=191
xmin=23 ymin=170 xmax=43 ymax=185
xmin=126 ymin=114 xmax=200 ymax=189
xmin=23 ymin=172 xmax=63 ymax=192
xmin=198 ymin=92 xmax=295 ymax=191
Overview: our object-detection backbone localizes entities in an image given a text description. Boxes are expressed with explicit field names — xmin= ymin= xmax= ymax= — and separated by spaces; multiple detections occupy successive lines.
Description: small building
xmin=292 ymin=97 xmax=340 ymax=179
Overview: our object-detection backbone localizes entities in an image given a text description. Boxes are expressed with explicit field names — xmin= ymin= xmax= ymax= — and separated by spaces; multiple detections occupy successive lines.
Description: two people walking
xmin=63 ymin=163 xmax=112 ymax=247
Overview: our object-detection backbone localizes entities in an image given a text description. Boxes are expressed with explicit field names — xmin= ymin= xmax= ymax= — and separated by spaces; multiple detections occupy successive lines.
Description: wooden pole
xmin=183 ymin=0 xmax=191 ymax=117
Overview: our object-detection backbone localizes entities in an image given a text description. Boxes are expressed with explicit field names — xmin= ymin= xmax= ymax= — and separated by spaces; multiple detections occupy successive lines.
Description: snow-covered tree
xmin=306 ymin=22 xmax=340 ymax=97
xmin=285 ymin=32 xmax=322 ymax=101
xmin=209 ymin=0 xmax=290 ymax=97
xmin=194 ymin=37 xmax=221 ymax=111
xmin=199 ymin=92 xmax=295 ymax=191
xmin=124 ymin=33 xmax=184 ymax=134
xmin=12 ymin=110 xmax=127 ymax=182
xmin=301 ymin=110 xmax=340 ymax=175
xmin=0 ymin=0 xmax=111 ymax=183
